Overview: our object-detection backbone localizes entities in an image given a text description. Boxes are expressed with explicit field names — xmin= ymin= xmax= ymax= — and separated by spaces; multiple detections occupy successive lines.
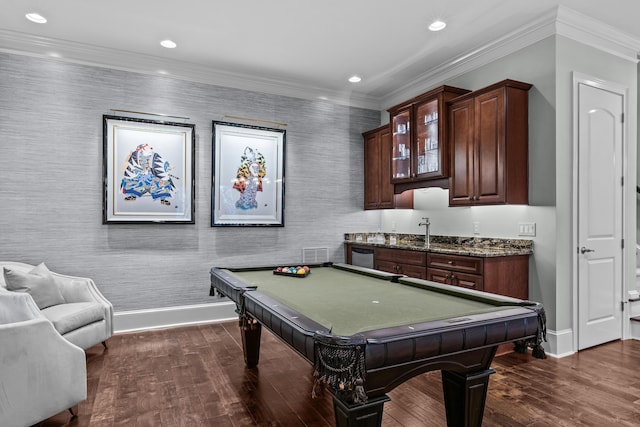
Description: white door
xmin=576 ymin=79 xmax=624 ymax=350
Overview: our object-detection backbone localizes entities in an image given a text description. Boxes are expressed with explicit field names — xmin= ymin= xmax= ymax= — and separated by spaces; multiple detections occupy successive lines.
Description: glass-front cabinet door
xmin=391 ymin=108 xmax=411 ymax=180
xmin=415 ymin=99 xmax=440 ymax=178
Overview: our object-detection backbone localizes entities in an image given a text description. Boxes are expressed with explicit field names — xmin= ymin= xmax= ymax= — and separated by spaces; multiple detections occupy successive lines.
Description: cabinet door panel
xmin=391 ymin=108 xmax=412 ymax=181
xmin=451 ymin=272 xmax=483 ymax=291
xmin=427 ymin=268 xmax=482 ymax=290
xmin=399 ymin=264 xmax=427 ymax=279
xmin=449 ymin=99 xmax=475 ymax=205
xmin=427 ymin=268 xmax=452 ymax=284
xmin=475 ymin=88 xmax=505 ymax=203
xmin=363 ymin=126 xmax=394 ymax=209
xmin=375 ymin=260 xmax=398 ymax=274
xmin=415 ymin=99 xmax=444 ymax=179
xmin=378 ymin=126 xmax=395 ymax=208
xmin=363 ymin=132 xmax=381 ymax=209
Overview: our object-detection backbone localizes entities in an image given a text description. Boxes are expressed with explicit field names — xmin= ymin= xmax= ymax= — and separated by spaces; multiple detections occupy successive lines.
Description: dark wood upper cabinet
xmin=387 ymin=85 xmax=470 ymax=192
xmin=363 ymin=125 xmax=412 ymax=210
xmin=448 ymin=79 xmax=532 ymax=206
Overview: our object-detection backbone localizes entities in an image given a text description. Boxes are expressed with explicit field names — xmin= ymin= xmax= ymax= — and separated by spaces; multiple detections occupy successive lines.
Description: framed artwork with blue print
xmin=103 ymin=115 xmax=195 ymax=224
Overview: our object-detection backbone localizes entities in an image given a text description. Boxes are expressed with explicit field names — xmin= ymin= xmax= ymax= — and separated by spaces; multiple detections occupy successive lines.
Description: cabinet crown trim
xmin=447 ymin=79 xmax=532 ymax=104
xmin=386 ymin=85 xmax=470 ymax=114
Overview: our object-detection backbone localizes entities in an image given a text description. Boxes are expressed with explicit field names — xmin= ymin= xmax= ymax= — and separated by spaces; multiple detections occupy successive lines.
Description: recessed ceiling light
xmin=348 ymin=75 xmax=362 ymax=83
xmin=428 ymin=20 xmax=446 ymax=31
xmin=25 ymin=13 xmax=47 ymax=24
xmin=160 ymin=40 xmax=177 ymax=49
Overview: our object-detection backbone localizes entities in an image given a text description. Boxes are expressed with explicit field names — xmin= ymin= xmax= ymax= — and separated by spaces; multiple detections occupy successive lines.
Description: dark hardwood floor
xmin=37 ymin=322 xmax=640 ymax=426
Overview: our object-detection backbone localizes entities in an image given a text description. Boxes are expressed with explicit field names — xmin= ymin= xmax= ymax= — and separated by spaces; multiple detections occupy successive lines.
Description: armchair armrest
xmin=53 ymin=272 xmax=114 ymax=336
xmin=0 ymin=289 xmax=43 ymax=323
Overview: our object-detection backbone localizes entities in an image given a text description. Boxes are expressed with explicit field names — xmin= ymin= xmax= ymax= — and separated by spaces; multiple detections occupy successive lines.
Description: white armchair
xmin=0 ymin=261 xmax=113 ymax=350
xmin=0 ymin=291 xmax=87 ymax=427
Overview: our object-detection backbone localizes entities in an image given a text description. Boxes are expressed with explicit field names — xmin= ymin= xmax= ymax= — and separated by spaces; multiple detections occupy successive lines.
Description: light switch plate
xmin=518 ymin=222 xmax=536 ymax=236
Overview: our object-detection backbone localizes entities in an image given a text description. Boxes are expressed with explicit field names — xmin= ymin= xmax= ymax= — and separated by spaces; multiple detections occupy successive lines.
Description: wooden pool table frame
xmin=210 ymin=263 xmax=546 ymax=427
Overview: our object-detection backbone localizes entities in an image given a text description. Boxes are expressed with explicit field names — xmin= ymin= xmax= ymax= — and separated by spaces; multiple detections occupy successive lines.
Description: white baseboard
xmin=544 ymin=328 xmax=575 ymax=358
xmin=113 ymin=301 xmax=238 ymax=333
xmin=631 ymin=315 xmax=640 ymax=340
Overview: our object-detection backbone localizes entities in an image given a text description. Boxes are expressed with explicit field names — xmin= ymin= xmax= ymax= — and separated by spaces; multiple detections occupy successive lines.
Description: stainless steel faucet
xmin=418 ymin=217 xmax=430 ymax=248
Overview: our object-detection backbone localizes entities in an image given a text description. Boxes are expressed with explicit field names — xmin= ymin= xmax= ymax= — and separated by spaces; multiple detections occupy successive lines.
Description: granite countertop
xmin=344 ymin=233 xmax=533 ymax=257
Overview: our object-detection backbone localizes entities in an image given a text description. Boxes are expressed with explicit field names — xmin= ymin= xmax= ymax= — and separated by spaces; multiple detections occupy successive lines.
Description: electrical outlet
xmin=518 ymin=222 xmax=536 ymax=236
xmin=473 ymin=221 xmax=480 ymax=235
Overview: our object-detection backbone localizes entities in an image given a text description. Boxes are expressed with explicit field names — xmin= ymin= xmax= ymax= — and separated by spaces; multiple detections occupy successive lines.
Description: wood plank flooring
xmin=36 ymin=322 xmax=640 ymax=426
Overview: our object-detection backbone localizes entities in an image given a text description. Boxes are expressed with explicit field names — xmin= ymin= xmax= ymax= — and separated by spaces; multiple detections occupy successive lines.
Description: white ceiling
xmin=1 ymin=0 xmax=639 ymax=109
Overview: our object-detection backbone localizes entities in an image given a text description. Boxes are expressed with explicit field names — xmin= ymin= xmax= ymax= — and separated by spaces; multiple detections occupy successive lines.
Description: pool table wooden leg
xmin=441 ymin=368 xmax=496 ymax=427
xmin=332 ymin=394 xmax=390 ymax=427
xmin=240 ymin=315 xmax=262 ymax=368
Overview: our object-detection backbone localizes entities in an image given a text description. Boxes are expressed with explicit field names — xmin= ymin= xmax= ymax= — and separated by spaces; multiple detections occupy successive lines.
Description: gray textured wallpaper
xmin=0 ymin=53 xmax=381 ymax=311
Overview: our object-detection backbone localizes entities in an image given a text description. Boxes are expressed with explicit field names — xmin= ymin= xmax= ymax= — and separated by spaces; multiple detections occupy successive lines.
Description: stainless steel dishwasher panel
xmin=351 ymin=247 xmax=374 ymax=269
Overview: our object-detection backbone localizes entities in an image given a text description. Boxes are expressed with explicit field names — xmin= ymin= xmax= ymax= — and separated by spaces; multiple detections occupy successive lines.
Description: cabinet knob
xmin=447 ymin=261 xmax=453 ymax=265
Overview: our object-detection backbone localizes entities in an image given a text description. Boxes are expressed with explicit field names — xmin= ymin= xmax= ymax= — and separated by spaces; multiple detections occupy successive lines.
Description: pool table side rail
xmin=211 ymin=266 xmax=333 ymax=362
xmin=210 ymin=267 xmax=257 ymax=310
xmin=400 ymin=276 xmax=531 ymax=305
xmin=332 ymin=263 xmax=405 ymax=281
xmin=243 ymin=291 xmax=335 ymax=361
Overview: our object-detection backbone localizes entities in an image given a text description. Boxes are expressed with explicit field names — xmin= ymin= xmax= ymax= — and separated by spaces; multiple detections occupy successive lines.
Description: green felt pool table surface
xmin=227 ymin=263 xmax=527 ymax=336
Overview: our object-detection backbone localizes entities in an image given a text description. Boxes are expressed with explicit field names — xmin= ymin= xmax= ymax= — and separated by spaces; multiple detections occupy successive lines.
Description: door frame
xmin=571 ymin=72 xmax=629 ymax=352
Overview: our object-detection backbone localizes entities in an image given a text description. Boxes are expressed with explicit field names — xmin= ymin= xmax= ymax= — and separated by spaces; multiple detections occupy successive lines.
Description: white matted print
xmin=212 ymin=121 xmax=285 ymax=226
xmin=103 ymin=115 xmax=195 ymax=223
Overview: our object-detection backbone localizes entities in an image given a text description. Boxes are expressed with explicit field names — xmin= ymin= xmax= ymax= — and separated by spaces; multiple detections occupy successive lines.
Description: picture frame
xmin=212 ymin=121 xmax=285 ymax=226
xmin=103 ymin=115 xmax=195 ymax=224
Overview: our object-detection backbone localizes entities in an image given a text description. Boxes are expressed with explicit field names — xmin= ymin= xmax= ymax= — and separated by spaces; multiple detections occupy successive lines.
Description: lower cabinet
xmin=426 ymin=253 xmax=483 ymax=290
xmin=375 ymin=247 xmax=427 ymax=279
xmin=345 ymin=244 xmax=529 ymax=299
xmin=427 ymin=253 xmax=528 ymax=299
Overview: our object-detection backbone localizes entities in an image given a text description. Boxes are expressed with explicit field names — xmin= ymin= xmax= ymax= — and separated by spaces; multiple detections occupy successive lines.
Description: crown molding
xmin=1 ymin=5 xmax=639 ymax=112
xmin=0 ymin=29 xmax=382 ymax=110
xmin=380 ymin=6 xmax=640 ymax=110
xmin=555 ymin=5 xmax=640 ymax=64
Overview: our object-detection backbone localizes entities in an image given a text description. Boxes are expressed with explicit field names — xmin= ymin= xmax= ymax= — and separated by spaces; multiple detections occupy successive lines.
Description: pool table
xmin=210 ymin=263 xmax=546 ymax=427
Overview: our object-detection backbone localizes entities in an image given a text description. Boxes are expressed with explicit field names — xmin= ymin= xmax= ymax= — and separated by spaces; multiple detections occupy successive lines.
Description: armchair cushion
xmin=42 ymin=302 xmax=106 ymax=335
xmin=3 ymin=263 xmax=65 ymax=309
